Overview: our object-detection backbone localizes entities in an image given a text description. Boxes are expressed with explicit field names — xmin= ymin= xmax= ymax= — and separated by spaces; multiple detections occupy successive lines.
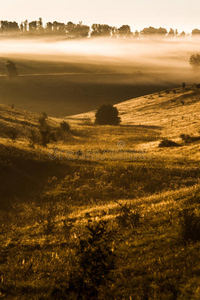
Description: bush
xmin=179 ymin=208 xmax=200 ymax=243
xmin=75 ymin=220 xmax=115 ymax=299
xmin=60 ymin=121 xmax=71 ymax=132
xmin=116 ymin=202 xmax=140 ymax=228
xmin=159 ymin=138 xmax=181 ymax=148
xmin=38 ymin=113 xmax=56 ymax=147
xmin=6 ymin=60 xmax=18 ymax=80
xmin=180 ymin=134 xmax=192 ymax=143
xmin=180 ymin=134 xmax=200 ymax=143
xmin=95 ymin=104 xmax=121 ymax=125
xmin=28 ymin=129 xmax=40 ymax=148
xmin=189 ymin=54 xmax=200 ymax=67
xmin=52 ymin=220 xmax=116 ymax=299
xmin=5 ymin=128 xmax=18 ymax=142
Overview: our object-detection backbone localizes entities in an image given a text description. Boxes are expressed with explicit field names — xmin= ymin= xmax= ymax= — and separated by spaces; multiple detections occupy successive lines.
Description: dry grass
xmin=0 ymin=85 xmax=200 ymax=298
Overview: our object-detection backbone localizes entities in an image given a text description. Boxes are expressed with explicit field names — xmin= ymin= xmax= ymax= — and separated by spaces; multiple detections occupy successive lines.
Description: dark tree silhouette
xmin=189 ymin=54 xmax=200 ymax=67
xmin=140 ymin=26 xmax=167 ymax=36
xmin=0 ymin=19 xmax=199 ymax=38
xmin=192 ymin=29 xmax=200 ymax=35
xmin=6 ymin=60 xmax=18 ymax=80
xmin=46 ymin=22 xmax=53 ymax=33
xmin=95 ymin=104 xmax=121 ymax=125
xmin=24 ymin=20 xmax=28 ymax=32
xmin=65 ymin=21 xmax=89 ymax=37
xmin=29 ymin=21 xmax=37 ymax=32
xmin=168 ymin=28 xmax=175 ymax=36
xmin=0 ymin=21 xmax=19 ymax=33
xmin=118 ymin=25 xmax=132 ymax=37
xmin=180 ymin=31 xmax=186 ymax=37
xmin=91 ymin=24 xmax=112 ymax=37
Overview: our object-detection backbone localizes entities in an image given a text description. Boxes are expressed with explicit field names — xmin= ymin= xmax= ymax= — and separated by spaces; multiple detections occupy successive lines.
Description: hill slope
xmin=0 ymin=85 xmax=200 ymax=299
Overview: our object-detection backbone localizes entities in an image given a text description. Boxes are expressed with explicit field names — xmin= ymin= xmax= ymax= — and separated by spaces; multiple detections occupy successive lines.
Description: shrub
xmin=6 ymin=60 xmax=18 ymax=80
xmin=182 ymin=82 xmax=186 ymax=88
xmin=189 ymin=54 xmax=200 ymax=67
xmin=38 ymin=112 xmax=48 ymax=128
xmin=59 ymin=220 xmax=116 ymax=299
xmin=60 ymin=121 xmax=71 ymax=132
xmin=6 ymin=128 xmax=18 ymax=142
xmin=116 ymin=202 xmax=140 ymax=228
xmin=38 ymin=113 xmax=56 ymax=147
xmin=62 ymin=217 xmax=76 ymax=240
xmin=180 ymin=134 xmax=192 ymax=143
xmin=159 ymin=138 xmax=181 ymax=148
xmin=180 ymin=134 xmax=200 ymax=143
xmin=179 ymin=208 xmax=200 ymax=243
xmin=95 ymin=104 xmax=121 ymax=125
xmin=28 ymin=129 xmax=40 ymax=148
xmin=43 ymin=205 xmax=57 ymax=236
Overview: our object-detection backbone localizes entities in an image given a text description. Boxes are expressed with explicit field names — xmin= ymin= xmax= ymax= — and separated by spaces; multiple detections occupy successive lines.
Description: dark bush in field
xmin=95 ymin=104 xmax=121 ymax=125
xmin=180 ymin=134 xmax=192 ymax=143
xmin=5 ymin=127 xmax=18 ymax=141
xmin=28 ymin=129 xmax=40 ymax=148
xmin=52 ymin=220 xmax=115 ymax=299
xmin=179 ymin=209 xmax=200 ymax=243
xmin=6 ymin=60 xmax=18 ymax=80
xmin=116 ymin=202 xmax=141 ymax=228
xmin=60 ymin=121 xmax=71 ymax=132
xmin=180 ymin=134 xmax=200 ymax=143
xmin=189 ymin=54 xmax=200 ymax=67
xmin=38 ymin=113 xmax=57 ymax=146
xmin=159 ymin=138 xmax=181 ymax=147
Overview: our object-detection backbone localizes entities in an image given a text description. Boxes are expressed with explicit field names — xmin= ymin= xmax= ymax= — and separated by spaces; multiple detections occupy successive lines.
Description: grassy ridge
xmin=0 ymin=85 xmax=200 ymax=298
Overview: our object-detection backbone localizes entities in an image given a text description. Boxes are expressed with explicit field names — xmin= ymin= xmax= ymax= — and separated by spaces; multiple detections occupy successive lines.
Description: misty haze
xmin=0 ymin=37 xmax=199 ymax=115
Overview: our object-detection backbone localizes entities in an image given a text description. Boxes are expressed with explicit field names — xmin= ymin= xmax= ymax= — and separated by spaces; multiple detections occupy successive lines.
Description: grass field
xmin=0 ymin=83 xmax=200 ymax=299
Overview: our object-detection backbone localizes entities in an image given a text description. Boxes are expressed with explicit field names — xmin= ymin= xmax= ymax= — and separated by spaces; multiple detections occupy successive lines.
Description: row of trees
xmin=0 ymin=19 xmax=197 ymax=38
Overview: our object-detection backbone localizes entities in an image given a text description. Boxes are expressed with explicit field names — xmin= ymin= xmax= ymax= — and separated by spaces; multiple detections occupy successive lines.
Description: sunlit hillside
xmin=0 ymin=85 xmax=200 ymax=299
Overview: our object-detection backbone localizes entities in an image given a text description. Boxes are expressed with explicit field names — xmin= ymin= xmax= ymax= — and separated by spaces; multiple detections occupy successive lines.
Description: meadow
xmin=0 ymin=83 xmax=200 ymax=299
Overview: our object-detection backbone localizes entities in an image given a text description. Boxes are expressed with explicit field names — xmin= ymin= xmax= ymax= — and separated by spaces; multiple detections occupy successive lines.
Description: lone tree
xmin=6 ymin=60 xmax=18 ymax=80
xmin=189 ymin=54 xmax=200 ymax=67
xmin=95 ymin=104 xmax=121 ymax=125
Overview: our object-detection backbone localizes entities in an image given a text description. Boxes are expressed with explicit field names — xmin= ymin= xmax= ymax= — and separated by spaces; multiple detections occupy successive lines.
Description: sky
xmin=1 ymin=0 xmax=200 ymax=33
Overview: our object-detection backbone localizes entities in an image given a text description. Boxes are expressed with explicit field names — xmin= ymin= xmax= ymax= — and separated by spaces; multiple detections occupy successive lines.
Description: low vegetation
xmin=189 ymin=54 xmax=200 ymax=67
xmin=0 ymin=85 xmax=200 ymax=299
xmin=95 ymin=104 xmax=121 ymax=125
xmin=159 ymin=138 xmax=181 ymax=147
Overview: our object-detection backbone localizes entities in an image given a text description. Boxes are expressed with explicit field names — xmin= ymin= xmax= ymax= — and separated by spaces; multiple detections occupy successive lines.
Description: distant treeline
xmin=0 ymin=18 xmax=200 ymax=38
